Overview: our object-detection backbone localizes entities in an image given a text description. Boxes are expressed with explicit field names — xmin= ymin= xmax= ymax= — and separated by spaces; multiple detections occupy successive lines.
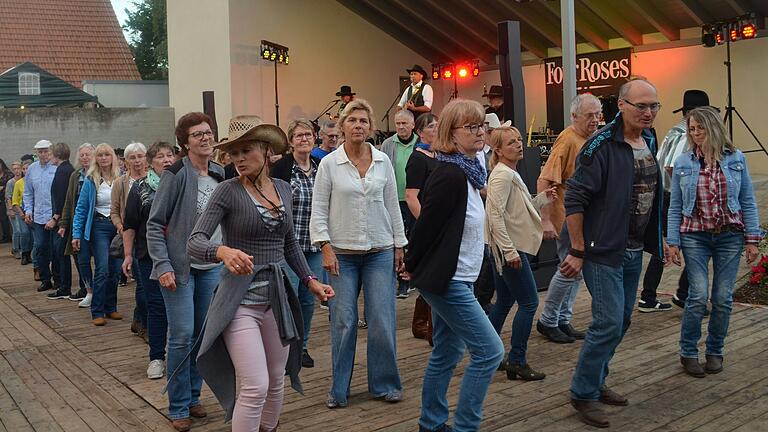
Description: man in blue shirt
xmin=23 ymin=139 xmax=60 ymax=292
xmin=311 ymin=121 xmax=339 ymax=159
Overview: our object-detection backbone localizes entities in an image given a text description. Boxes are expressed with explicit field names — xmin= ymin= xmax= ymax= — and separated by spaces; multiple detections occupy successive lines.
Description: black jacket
xmin=270 ymin=153 xmax=321 ymax=183
xmin=405 ymin=162 xmax=468 ymax=295
xmin=51 ymin=160 xmax=74 ymax=217
xmin=565 ymin=114 xmax=664 ymax=267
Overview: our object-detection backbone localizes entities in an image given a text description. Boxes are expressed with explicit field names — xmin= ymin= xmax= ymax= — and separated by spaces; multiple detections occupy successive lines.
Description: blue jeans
xmin=161 ymin=265 xmax=220 ymax=420
xmin=328 ymin=249 xmax=401 ymax=403
xmin=488 ymin=254 xmax=539 ymax=365
xmin=571 ymin=250 xmax=643 ymax=401
xmin=284 ymin=251 xmax=323 ymax=349
xmin=539 ymin=226 xmax=581 ymax=327
xmin=419 ymin=280 xmax=505 ymax=432
xmin=679 ymin=231 xmax=744 ymax=358
xmin=53 ymin=232 xmax=72 ymax=292
xmin=32 ymin=223 xmax=57 ymax=283
xmin=90 ymin=217 xmax=120 ymax=318
xmin=132 ymin=256 xmax=147 ymax=327
xmin=138 ymin=258 xmax=167 ymax=361
xmin=11 ymin=215 xmax=32 ymax=252
xmin=76 ymin=237 xmax=94 ymax=292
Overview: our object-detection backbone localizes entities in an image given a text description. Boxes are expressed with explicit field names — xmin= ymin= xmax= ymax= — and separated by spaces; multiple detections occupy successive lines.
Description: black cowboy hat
xmin=673 ymin=89 xmax=712 ymax=114
xmin=483 ymin=85 xmax=503 ymax=97
xmin=406 ymin=64 xmax=428 ymax=78
xmin=336 ymin=85 xmax=355 ymax=97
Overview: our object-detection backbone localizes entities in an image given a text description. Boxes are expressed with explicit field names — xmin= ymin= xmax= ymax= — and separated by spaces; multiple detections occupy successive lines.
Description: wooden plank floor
xmin=1 ymin=178 xmax=766 ymax=431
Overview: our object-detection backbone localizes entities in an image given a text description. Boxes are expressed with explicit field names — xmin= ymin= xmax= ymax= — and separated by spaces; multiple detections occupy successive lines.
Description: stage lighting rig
xmin=702 ymin=13 xmax=762 ymax=47
xmin=261 ymin=40 xmax=289 ymax=65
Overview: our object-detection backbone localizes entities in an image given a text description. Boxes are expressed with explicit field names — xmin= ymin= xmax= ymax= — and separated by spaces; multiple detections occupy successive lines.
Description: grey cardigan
xmin=186 ymin=178 xmax=311 ymax=422
xmin=145 ymin=157 xmax=224 ymax=286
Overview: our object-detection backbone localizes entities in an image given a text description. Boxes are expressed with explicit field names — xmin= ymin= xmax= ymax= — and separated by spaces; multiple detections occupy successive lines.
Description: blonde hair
xmin=337 ymin=99 xmax=376 ymax=140
xmin=487 ymin=126 xmax=522 ymax=171
xmin=286 ymin=119 xmax=315 ymax=142
xmin=87 ymin=143 xmax=119 ymax=186
xmin=686 ymin=107 xmax=734 ymax=164
xmin=432 ymin=99 xmax=485 ymax=154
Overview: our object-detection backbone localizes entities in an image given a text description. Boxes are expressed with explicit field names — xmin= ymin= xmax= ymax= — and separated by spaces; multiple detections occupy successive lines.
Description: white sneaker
xmin=78 ymin=293 xmax=92 ymax=308
xmin=147 ymin=359 xmax=165 ymax=379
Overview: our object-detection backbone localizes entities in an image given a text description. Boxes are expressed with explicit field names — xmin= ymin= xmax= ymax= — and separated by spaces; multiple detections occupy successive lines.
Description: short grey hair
xmin=124 ymin=142 xmax=147 ymax=158
xmin=618 ymin=78 xmax=656 ymax=100
xmin=79 ymin=142 xmax=95 ymax=151
xmin=570 ymin=93 xmax=602 ymax=117
xmin=322 ymin=121 xmax=337 ymax=130
xmin=394 ymin=109 xmax=414 ymax=122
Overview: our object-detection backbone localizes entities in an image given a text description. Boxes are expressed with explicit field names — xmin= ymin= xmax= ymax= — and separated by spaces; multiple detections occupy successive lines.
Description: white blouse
xmin=310 ymin=143 xmax=408 ymax=251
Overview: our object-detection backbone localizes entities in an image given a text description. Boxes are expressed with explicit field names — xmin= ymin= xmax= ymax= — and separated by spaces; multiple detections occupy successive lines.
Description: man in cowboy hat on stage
xmin=397 ymin=64 xmax=433 ymax=117
xmin=484 ymin=85 xmax=507 ymax=121
xmin=639 ymin=89 xmax=715 ymax=313
xmin=334 ymin=85 xmax=356 ymax=120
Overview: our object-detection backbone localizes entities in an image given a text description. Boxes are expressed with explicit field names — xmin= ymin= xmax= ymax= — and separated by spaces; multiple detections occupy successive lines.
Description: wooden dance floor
xmin=1 ymin=178 xmax=766 ymax=431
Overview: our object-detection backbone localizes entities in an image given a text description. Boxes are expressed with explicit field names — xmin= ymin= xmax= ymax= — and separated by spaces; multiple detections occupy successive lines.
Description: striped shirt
xmin=657 ymin=120 xmax=688 ymax=192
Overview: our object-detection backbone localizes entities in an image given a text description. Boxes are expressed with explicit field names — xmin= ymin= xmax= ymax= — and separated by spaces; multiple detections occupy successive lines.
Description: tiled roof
xmin=0 ymin=0 xmax=141 ymax=88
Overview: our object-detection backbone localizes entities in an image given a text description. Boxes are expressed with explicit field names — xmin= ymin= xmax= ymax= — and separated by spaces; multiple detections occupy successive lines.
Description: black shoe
xmin=558 ymin=322 xmax=585 ymax=340
xmin=536 ymin=321 xmax=575 ymax=343
xmin=506 ymin=363 xmax=546 ymax=381
xmin=419 ymin=424 xmax=454 ymax=432
xmin=302 ymin=349 xmax=315 ymax=368
xmin=37 ymin=281 xmax=53 ymax=292
xmin=671 ymin=294 xmax=685 ymax=309
xmin=638 ymin=299 xmax=672 ymax=313
xmin=69 ymin=289 xmax=87 ymax=301
xmin=680 ymin=356 xmax=706 ymax=378
xmin=705 ymin=355 xmax=723 ymax=374
xmin=21 ymin=252 xmax=31 ymax=265
xmin=47 ymin=289 xmax=71 ymax=300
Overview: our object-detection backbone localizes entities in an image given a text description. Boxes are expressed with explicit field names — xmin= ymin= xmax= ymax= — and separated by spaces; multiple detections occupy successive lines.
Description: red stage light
xmin=741 ymin=23 xmax=757 ymax=39
xmin=715 ymin=31 xmax=724 ymax=44
xmin=443 ymin=68 xmax=453 ymax=79
xmin=472 ymin=66 xmax=480 ymax=77
xmin=457 ymin=66 xmax=469 ymax=78
xmin=432 ymin=64 xmax=440 ymax=80
xmin=729 ymin=26 xmax=739 ymax=41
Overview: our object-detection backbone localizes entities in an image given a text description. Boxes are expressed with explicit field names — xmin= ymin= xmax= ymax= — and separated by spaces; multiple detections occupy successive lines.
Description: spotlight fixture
xmin=432 ymin=60 xmax=480 ymax=81
xmin=432 ymin=64 xmax=440 ymax=80
xmin=702 ymin=13 xmax=763 ymax=48
xmin=260 ymin=40 xmax=289 ymax=65
xmin=741 ymin=22 xmax=757 ymax=39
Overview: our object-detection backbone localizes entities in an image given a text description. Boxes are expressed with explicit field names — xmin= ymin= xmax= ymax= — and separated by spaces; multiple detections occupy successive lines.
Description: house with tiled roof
xmin=0 ymin=0 xmax=140 ymax=89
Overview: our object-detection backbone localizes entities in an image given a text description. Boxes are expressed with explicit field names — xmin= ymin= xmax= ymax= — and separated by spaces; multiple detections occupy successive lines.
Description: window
xmin=19 ymin=72 xmax=40 ymax=95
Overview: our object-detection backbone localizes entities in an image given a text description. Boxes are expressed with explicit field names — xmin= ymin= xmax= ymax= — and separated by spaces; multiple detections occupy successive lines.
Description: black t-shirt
xmin=122 ymin=178 xmax=154 ymax=260
xmin=405 ymin=149 xmax=438 ymax=203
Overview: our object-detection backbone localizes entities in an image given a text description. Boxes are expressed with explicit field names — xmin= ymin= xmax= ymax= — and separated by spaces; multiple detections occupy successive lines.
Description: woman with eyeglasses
xmin=405 ymin=99 xmax=504 ymax=432
xmin=310 ymin=99 xmax=407 ymax=409
xmin=270 ymin=119 xmax=324 ymax=368
xmin=667 ymin=106 xmax=761 ymax=377
xmin=145 ymin=112 xmax=225 ymax=431
xmin=405 ymin=113 xmax=438 ymax=342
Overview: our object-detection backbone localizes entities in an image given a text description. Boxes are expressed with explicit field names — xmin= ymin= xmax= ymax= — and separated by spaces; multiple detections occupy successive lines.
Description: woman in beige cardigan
xmin=110 ymin=142 xmax=147 ymax=334
xmin=485 ymin=126 xmax=556 ymax=381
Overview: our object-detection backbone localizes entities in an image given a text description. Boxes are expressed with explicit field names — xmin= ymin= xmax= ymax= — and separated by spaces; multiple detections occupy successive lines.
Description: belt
xmin=94 ymin=213 xmax=109 ymax=219
xmin=704 ymin=224 xmax=743 ymax=234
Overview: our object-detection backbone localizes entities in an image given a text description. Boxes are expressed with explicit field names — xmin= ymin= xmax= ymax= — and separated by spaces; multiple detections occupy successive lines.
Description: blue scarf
xmin=436 ymin=152 xmax=486 ymax=190
xmin=416 ymin=142 xmax=431 ymax=151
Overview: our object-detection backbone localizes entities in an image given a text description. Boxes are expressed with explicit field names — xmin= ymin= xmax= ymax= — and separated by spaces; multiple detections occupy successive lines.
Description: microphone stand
xmin=311 ymin=99 xmax=340 ymax=134
xmin=381 ymin=83 xmax=409 ymax=133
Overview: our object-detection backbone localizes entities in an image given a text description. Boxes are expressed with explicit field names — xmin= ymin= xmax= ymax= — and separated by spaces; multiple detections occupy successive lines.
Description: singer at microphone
xmin=333 ymin=85 xmax=356 ymax=120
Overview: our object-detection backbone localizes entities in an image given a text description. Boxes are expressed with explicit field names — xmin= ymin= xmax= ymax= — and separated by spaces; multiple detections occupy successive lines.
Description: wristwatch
xmin=317 ymin=241 xmax=330 ymax=249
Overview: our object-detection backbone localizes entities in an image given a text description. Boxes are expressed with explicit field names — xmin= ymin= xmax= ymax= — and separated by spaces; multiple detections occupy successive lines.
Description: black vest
xmin=406 ymin=83 xmax=427 ymax=108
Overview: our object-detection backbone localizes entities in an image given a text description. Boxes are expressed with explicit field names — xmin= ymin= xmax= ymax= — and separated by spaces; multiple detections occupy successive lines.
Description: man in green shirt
xmin=381 ymin=109 xmax=418 ymax=298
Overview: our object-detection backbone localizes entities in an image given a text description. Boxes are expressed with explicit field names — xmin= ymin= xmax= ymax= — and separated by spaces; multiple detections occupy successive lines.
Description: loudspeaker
xmin=202 ymin=91 xmax=218 ymax=141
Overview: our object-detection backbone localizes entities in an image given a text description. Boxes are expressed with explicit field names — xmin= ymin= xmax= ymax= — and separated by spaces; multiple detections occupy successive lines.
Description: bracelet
xmin=568 ymin=248 xmax=586 ymax=259
xmin=317 ymin=241 xmax=330 ymax=249
xmin=302 ymin=275 xmax=318 ymax=285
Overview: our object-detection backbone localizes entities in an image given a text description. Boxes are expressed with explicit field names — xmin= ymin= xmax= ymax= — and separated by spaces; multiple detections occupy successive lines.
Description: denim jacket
xmin=667 ymin=149 xmax=761 ymax=246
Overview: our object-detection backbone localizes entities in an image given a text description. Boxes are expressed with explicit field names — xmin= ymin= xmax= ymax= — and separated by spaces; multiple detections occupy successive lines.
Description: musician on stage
xmin=333 ymin=85 xmax=356 ymax=120
xmin=397 ymin=65 xmax=433 ymax=117
xmin=484 ymin=85 xmax=507 ymax=121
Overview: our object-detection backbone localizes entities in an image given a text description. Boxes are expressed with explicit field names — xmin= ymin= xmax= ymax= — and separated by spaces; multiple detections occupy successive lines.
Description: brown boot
xmin=171 ymin=418 xmax=191 ymax=432
xmin=680 ymin=356 xmax=706 ymax=378
xmin=599 ymin=386 xmax=628 ymax=406
xmin=106 ymin=312 xmax=123 ymax=320
xmin=259 ymin=422 xmax=279 ymax=432
xmin=571 ymin=399 xmax=609 ymax=428
xmin=92 ymin=317 xmax=106 ymax=326
xmin=412 ymin=295 xmax=430 ymax=339
xmin=189 ymin=404 xmax=207 ymax=418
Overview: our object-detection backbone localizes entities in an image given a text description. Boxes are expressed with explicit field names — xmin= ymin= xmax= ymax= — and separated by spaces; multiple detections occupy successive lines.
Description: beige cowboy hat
xmin=214 ymin=115 xmax=288 ymax=155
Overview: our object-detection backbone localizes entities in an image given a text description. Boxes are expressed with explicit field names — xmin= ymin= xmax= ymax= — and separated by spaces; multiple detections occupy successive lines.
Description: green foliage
xmin=123 ymin=0 xmax=168 ymax=80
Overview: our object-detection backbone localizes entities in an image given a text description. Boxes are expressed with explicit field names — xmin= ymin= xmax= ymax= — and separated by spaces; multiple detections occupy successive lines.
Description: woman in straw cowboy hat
xmin=187 ymin=116 xmax=334 ymax=432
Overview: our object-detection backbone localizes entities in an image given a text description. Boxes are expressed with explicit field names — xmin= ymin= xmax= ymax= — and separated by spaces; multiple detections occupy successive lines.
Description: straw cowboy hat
xmin=214 ymin=115 xmax=288 ymax=155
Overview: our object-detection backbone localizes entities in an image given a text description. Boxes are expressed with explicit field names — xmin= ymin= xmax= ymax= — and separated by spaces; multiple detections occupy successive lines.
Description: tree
xmin=123 ymin=0 xmax=168 ymax=80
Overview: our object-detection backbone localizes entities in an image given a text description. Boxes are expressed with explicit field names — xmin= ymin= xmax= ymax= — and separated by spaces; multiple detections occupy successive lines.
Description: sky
xmin=110 ymin=0 xmax=136 ymax=42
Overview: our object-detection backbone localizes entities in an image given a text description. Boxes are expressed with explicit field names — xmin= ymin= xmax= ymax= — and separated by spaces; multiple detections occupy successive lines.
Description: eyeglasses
xmin=623 ymin=99 xmax=661 ymax=113
xmin=453 ymin=123 xmax=486 ymax=134
xmin=188 ymin=130 xmax=215 ymax=139
xmin=688 ymin=125 xmax=706 ymax=134
xmin=581 ymin=112 xmax=603 ymax=119
xmin=324 ymin=134 xmax=339 ymax=139
xmin=294 ymin=132 xmax=314 ymax=140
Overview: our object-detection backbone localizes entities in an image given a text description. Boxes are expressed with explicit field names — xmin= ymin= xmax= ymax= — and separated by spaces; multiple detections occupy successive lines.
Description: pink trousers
xmin=222 ymin=305 xmax=290 ymax=432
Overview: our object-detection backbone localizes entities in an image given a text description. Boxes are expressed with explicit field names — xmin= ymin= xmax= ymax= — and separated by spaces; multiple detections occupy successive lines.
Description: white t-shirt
xmin=94 ymin=181 xmax=112 ymax=217
xmin=191 ymin=175 xmax=222 ymax=270
xmin=453 ymin=181 xmax=485 ymax=282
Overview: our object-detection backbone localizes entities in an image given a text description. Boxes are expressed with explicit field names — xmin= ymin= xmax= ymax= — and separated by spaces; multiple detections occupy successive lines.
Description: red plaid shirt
xmin=681 ymin=159 xmax=760 ymax=244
